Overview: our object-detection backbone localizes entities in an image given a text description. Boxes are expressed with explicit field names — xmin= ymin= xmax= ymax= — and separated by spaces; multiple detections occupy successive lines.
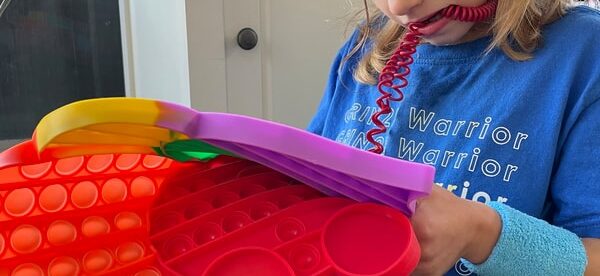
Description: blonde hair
xmin=350 ymin=0 xmax=570 ymax=84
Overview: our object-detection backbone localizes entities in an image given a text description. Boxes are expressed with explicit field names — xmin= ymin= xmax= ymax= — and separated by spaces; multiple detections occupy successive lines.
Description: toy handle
xmin=32 ymin=98 xmax=235 ymax=162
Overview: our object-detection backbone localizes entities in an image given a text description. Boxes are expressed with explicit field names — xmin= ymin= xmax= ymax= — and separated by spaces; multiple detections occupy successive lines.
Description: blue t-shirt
xmin=308 ymin=6 xmax=600 ymax=275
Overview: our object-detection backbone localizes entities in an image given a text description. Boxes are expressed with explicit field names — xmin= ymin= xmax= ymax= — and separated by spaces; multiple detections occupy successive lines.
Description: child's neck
xmin=456 ymin=22 xmax=493 ymax=44
xmin=421 ymin=22 xmax=492 ymax=46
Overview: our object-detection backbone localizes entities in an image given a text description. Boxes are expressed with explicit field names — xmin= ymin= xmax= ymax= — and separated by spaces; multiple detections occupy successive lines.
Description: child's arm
xmin=459 ymin=84 xmax=599 ymax=275
xmin=461 ymin=202 xmax=590 ymax=276
xmin=584 ymin=238 xmax=600 ymax=275
xmin=408 ymin=185 xmax=502 ymax=275
xmin=409 ymin=186 xmax=595 ymax=276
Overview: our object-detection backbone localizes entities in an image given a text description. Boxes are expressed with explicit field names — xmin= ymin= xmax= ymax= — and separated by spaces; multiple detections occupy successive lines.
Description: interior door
xmin=263 ymin=0 xmax=358 ymax=128
xmin=188 ymin=0 xmax=360 ymax=127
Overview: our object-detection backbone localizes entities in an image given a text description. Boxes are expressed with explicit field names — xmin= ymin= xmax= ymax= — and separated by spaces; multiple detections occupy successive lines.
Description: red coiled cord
xmin=366 ymin=0 xmax=498 ymax=154
xmin=442 ymin=1 xmax=498 ymax=22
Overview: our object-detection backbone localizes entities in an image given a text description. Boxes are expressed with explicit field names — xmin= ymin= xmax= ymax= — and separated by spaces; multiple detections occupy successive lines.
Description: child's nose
xmin=387 ymin=0 xmax=423 ymax=16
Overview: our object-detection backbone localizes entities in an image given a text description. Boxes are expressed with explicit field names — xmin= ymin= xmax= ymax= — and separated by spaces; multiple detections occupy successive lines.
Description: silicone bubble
xmin=4 ymin=188 xmax=35 ymax=217
xmin=116 ymin=242 xmax=145 ymax=264
xmin=276 ymin=218 xmax=306 ymax=242
xmin=249 ymin=201 xmax=279 ymax=220
xmin=10 ymin=225 xmax=42 ymax=254
xmin=0 ymin=233 xmax=4 ymax=255
xmin=203 ymin=247 xmax=294 ymax=276
xmin=12 ymin=263 xmax=44 ymax=276
xmin=192 ymin=222 xmax=223 ymax=246
xmin=163 ymin=235 xmax=194 ymax=259
xmin=54 ymin=156 xmax=84 ymax=176
xmin=131 ymin=176 xmax=156 ymax=198
xmin=71 ymin=181 xmax=99 ymax=209
xmin=19 ymin=162 xmax=52 ymax=179
xmin=48 ymin=256 xmax=80 ymax=276
xmin=47 ymin=220 xmax=77 ymax=246
xmin=81 ymin=216 xmax=111 ymax=237
xmin=115 ymin=154 xmax=141 ymax=171
xmin=288 ymin=244 xmax=321 ymax=272
xmin=135 ymin=268 xmax=162 ymax=276
xmin=86 ymin=154 xmax=114 ymax=173
xmin=222 ymin=211 xmax=252 ymax=233
xmin=321 ymin=203 xmax=420 ymax=276
xmin=83 ymin=249 xmax=114 ymax=273
xmin=115 ymin=212 xmax=143 ymax=231
xmin=39 ymin=184 xmax=68 ymax=213
xmin=102 ymin=178 xmax=128 ymax=203
xmin=142 ymin=155 xmax=167 ymax=169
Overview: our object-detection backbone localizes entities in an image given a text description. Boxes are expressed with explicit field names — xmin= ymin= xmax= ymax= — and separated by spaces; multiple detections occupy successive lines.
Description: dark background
xmin=0 ymin=0 xmax=125 ymax=140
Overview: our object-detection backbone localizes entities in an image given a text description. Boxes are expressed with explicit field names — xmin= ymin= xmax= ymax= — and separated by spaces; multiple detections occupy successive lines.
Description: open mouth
xmin=421 ymin=11 xmax=444 ymax=25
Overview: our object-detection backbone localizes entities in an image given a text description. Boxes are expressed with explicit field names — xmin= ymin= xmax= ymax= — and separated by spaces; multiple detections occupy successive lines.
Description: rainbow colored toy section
xmin=0 ymin=98 xmax=434 ymax=276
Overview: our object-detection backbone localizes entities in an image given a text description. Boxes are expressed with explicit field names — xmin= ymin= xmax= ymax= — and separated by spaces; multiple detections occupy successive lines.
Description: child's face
xmin=371 ymin=0 xmax=489 ymax=45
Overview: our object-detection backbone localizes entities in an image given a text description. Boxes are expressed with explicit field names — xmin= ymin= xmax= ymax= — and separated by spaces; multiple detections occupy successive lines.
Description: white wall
xmin=119 ymin=0 xmax=191 ymax=106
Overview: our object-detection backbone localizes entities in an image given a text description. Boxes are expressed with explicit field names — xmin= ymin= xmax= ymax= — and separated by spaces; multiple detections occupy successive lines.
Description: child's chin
xmin=422 ymin=23 xmax=474 ymax=46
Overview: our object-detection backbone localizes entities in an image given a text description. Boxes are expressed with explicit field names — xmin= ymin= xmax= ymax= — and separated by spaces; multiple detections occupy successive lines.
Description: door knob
xmin=237 ymin=27 xmax=258 ymax=50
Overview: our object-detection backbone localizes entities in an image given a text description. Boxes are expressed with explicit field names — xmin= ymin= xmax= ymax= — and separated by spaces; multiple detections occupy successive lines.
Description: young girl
xmin=308 ymin=0 xmax=599 ymax=275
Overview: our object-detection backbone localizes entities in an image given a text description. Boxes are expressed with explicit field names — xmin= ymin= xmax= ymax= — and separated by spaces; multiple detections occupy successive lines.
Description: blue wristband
xmin=461 ymin=202 xmax=587 ymax=275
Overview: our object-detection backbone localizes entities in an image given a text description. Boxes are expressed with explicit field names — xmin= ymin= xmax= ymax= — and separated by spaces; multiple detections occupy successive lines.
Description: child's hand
xmin=410 ymin=185 xmax=502 ymax=275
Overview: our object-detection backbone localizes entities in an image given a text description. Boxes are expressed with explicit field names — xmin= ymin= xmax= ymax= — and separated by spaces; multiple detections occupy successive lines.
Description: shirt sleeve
xmin=306 ymin=29 xmax=360 ymax=135
xmin=550 ymin=98 xmax=600 ymax=238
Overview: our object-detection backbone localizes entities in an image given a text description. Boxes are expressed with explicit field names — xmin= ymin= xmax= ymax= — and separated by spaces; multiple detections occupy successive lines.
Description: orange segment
xmin=35 ymin=98 xmax=162 ymax=152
